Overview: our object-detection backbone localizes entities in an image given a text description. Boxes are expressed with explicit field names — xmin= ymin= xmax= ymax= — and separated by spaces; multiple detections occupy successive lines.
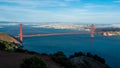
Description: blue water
xmin=0 ymin=25 xmax=120 ymax=68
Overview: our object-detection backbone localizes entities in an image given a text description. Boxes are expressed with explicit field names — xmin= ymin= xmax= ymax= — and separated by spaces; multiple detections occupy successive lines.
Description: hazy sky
xmin=0 ymin=0 xmax=120 ymax=24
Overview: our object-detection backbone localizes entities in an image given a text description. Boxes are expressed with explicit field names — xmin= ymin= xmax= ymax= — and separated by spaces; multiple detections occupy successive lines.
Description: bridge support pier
xmin=90 ymin=24 xmax=94 ymax=38
xmin=20 ymin=24 xmax=23 ymax=43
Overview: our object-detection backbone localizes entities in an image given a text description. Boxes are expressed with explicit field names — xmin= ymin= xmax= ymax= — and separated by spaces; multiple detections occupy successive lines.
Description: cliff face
xmin=0 ymin=32 xmax=21 ymax=45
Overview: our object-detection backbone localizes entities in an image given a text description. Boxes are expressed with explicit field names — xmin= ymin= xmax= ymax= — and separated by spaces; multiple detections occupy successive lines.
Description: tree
xmin=20 ymin=56 xmax=47 ymax=68
xmin=52 ymin=51 xmax=75 ymax=68
xmin=87 ymin=52 xmax=93 ymax=57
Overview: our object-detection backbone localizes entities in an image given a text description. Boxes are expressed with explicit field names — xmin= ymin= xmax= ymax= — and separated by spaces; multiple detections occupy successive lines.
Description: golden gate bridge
xmin=12 ymin=23 xmax=120 ymax=46
xmin=14 ymin=24 xmax=114 ymax=43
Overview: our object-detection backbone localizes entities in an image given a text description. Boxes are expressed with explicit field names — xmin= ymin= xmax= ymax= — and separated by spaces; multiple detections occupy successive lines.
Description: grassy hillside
xmin=0 ymin=32 xmax=21 ymax=45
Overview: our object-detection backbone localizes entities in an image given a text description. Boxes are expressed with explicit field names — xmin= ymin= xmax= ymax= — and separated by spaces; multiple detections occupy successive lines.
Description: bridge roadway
xmin=14 ymin=31 xmax=103 ymax=38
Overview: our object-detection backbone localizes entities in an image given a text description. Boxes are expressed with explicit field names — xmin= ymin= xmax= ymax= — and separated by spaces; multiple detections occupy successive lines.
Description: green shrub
xmin=70 ymin=52 xmax=84 ymax=58
xmin=20 ymin=56 xmax=47 ymax=68
xmin=93 ymin=54 xmax=105 ymax=64
xmin=0 ymin=41 xmax=17 ymax=51
xmin=52 ymin=51 xmax=75 ymax=68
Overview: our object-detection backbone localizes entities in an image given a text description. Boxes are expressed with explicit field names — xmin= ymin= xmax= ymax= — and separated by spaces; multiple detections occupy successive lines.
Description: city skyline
xmin=0 ymin=0 xmax=120 ymax=24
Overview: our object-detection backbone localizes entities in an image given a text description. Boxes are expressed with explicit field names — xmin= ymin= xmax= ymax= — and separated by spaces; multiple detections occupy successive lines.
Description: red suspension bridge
xmin=15 ymin=24 xmax=114 ymax=43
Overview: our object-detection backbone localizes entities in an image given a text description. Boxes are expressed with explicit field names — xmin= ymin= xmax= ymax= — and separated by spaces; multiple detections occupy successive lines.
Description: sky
xmin=0 ymin=0 xmax=120 ymax=24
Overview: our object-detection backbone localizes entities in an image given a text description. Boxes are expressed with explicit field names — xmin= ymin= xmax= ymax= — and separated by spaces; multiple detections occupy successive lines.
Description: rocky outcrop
xmin=70 ymin=56 xmax=110 ymax=68
xmin=102 ymin=31 xmax=120 ymax=36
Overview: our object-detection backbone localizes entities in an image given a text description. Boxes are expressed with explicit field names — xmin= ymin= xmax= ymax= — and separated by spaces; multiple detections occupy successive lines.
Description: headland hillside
xmin=0 ymin=33 xmax=110 ymax=68
xmin=0 ymin=32 xmax=21 ymax=45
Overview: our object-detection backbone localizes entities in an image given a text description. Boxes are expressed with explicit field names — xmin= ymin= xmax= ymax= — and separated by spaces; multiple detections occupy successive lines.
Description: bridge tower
xmin=20 ymin=24 xmax=23 ymax=42
xmin=90 ymin=24 xmax=95 ymax=38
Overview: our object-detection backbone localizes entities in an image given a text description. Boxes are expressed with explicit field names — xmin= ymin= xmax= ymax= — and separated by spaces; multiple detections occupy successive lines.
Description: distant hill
xmin=0 ymin=21 xmax=11 ymax=23
xmin=96 ymin=27 xmax=120 ymax=32
xmin=0 ymin=32 xmax=21 ymax=45
xmin=0 ymin=21 xmax=20 ymax=23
